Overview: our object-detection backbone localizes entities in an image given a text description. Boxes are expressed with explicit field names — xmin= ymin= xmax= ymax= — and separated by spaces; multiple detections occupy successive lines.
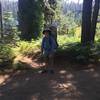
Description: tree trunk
xmin=91 ymin=0 xmax=100 ymax=43
xmin=0 ymin=2 xmax=3 ymax=38
xmin=18 ymin=0 xmax=33 ymax=41
xmin=81 ymin=0 xmax=93 ymax=46
xmin=18 ymin=0 xmax=44 ymax=40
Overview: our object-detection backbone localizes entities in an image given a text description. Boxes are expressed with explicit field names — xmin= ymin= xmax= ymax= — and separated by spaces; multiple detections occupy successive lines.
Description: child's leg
xmin=48 ymin=53 xmax=54 ymax=68
xmin=41 ymin=53 xmax=54 ymax=74
xmin=46 ymin=53 xmax=55 ymax=74
xmin=44 ymin=56 xmax=49 ymax=68
xmin=43 ymin=52 xmax=49 ymax=69
xmin=39 ymin=53 xmax=49 ymax=74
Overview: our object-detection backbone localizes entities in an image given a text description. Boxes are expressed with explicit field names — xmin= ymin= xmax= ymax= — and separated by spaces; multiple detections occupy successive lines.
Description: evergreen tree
xmin=18 ymin=0 xmax=44 ymax=40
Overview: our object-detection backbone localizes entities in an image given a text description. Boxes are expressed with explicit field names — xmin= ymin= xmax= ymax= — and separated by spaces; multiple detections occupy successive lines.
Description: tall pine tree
xmin=18 ymin=0 xmax=44 ymax=40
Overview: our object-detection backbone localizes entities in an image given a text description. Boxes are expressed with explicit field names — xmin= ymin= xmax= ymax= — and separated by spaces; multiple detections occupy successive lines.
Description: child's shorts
xmin=42 ymin=51 xmax=55 ymax=61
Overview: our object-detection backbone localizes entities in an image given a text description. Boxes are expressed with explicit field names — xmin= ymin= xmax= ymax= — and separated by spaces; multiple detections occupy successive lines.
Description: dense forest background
xmin=0 ymin=0 xmax=83 ymax=39
xmin=0 ymin=0 xmax=100 ymax=69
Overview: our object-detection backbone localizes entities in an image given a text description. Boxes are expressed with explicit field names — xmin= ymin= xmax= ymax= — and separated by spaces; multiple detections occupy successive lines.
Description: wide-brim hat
xmin=43 ymin=29 xmax=51 ymax=34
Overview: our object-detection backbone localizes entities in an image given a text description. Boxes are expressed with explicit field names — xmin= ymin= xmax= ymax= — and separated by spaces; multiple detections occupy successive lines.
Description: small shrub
xmin=58 ymin=42 xmax=100 ymax=64
xmin=58 ymin=35 xmax=80 ymax=46
xmin=0 ymin=44 xmax=15 ymax=67
xmin=16 ymin=39 xmax=41 ymax=56
xmin=68 ymin=28 xmax=75 ymax=36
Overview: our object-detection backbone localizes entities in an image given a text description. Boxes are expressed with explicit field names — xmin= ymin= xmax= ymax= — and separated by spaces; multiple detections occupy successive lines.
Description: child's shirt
xmin=41 ymin=35 xmax=57 ymax=53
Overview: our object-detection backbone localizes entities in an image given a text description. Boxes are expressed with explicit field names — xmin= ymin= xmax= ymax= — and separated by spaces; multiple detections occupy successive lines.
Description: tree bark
xmin=18 ymin=0 xmax=44 ymax=40
xmin=18 ymin=0 xmax=28 ymax=40
xmin=0 ymin=2 xmax=3 ymax=38
xmin=81 ymin=0 xmax=93 ymax=46
xmin=91 ymin=0 xmax=100 ymax=43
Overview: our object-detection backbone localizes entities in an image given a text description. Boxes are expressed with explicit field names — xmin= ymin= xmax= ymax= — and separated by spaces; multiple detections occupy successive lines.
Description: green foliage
xmin=14 ymin=35 xmax=80 ymax=56
xmin=57 ymin=12 xmax=78 ymax=35
xmin=0 ymin=33 xmax=100 ymax=69
xmin=2 ymin=28 xmax=20 ymax=44
xmin=18 ymin=0 xmax=44 ymax=40
xmin=32 ymin=0 xmax=44 ymax=37
xmin=68 ymin=28 xmax=76 ymax=36
xmin=75 ymin=27 xmax=81 ymax=37
xmin=58 ymin=35 xmax=80 ymax=47
xmin=55 ymin=1 xmax=79 ymax=35
xmin=2 ymin=11 xmax=20 ymax=43
xmin=58 ymin=40 xmax=100 ymax=63
xmin=3 ymin=12 xmax=15 ymax=27
xmin=96 ymin=23 xmax=100 ymax=37
xmin=0 ymin=44 xmax=15 ymax=66
xmin=16 ymin=39 xmax=41 ymax=55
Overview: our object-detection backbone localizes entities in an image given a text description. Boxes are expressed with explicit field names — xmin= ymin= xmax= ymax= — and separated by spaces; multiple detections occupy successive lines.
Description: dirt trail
xmin=0 ymin=57 xmax=100 ymax=100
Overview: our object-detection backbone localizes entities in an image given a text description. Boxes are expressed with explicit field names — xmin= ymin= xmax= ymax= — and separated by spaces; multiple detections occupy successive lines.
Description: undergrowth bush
xmin=13 ymin=35 xmax=80 ymax=56
xmin=16 ymin=39 xmax=41 ymax=56
xmin=1 ymin=35 xmax=99 ymax=69
xmin=9 ymin=35 xmax=100 ymax=65
xmin=58 ymin=42 xmax=100 ymax=64
xmin=58 ymin=35 xmax=80 ymax=47
xmin=0 ymin=44 xmax=15 ymax=67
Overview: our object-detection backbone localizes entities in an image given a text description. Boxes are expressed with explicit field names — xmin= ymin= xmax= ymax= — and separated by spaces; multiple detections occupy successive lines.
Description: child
xmin=41 ymin=29 xmax=57 ymax=73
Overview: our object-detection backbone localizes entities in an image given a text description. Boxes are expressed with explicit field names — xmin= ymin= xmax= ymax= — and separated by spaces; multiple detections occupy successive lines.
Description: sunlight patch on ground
xmin=0 ymin=75 xmax=9 ymax=85
xmin=66 ymin=74 xmax=74 ymax=79
xmin=59 ymin=70 xmax=67 ymax=74
xmin=58 ymin=83 xmax=73 ymax=89
xmin=14 ymin=55 xmax=45 ymax=69
xmin=52 ymin=82 xmax=82 ymax=97
xmin=50 ymin=79 xmax=82 ymax=98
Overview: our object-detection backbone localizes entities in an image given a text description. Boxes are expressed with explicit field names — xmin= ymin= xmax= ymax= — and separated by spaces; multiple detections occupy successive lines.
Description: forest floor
xmin=0 ymin=55 xmax=100 ymax=100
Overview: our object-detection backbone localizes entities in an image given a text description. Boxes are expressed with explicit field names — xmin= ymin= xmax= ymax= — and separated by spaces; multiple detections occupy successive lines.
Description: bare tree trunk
xmin=81 ymin=0 xmax=93 ymax=46
xmin=91 ymin=0 xmax=100 ymax=43
xmin=0 ymin=1 xmax=3 ymax=38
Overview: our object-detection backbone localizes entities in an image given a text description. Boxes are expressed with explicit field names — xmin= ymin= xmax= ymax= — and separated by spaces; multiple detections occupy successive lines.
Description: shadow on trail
xmin=0 ymin=64 xmax=100 ymax=100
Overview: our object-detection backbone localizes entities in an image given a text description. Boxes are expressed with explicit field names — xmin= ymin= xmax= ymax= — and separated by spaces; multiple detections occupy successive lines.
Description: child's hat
xmin=43 ymin=29 xmax=51 ymax=34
